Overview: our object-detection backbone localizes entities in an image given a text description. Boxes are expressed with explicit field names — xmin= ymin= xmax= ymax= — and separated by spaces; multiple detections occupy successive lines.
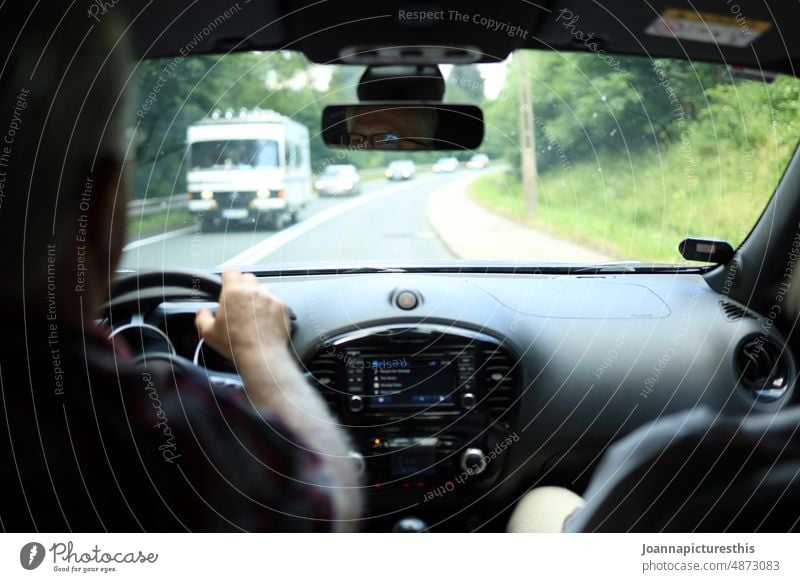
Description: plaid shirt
xmin=0 ymin=322 xmax=334 ymax=532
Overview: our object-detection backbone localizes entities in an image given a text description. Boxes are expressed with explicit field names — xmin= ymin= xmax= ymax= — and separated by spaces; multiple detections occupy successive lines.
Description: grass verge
xmin=469 ymin=143 xmax=794 ymax=263
xmin=127 ymin=209 xmax=194 ymax=239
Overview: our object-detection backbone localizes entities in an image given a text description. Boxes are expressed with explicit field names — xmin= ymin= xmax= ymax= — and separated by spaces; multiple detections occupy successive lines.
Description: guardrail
xmin=127 ymin=195 xmax=188 ymax=217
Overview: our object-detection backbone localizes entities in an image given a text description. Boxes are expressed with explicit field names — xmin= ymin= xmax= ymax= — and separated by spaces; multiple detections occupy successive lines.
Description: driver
xmin=344 ymin=105 xmax=437 ymax=150
xmin=0 ymin=6 xmax=360 ymax=531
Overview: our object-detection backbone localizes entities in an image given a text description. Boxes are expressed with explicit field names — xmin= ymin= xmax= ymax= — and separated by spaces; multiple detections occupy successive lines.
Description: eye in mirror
xmin=321 ymin=103 xmax=484 ymax=151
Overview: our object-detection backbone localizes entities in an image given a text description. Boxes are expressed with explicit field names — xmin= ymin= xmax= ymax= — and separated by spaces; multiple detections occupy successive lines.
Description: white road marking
xmin=218 ymin=176 xmax=437 ymax=268
xmin=122 ymin=225 xmax=197 ymax=251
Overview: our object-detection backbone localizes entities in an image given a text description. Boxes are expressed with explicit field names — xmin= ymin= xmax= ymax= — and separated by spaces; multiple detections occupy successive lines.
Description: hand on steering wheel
xmin=195 ymin=270 xmax=292 ymax=361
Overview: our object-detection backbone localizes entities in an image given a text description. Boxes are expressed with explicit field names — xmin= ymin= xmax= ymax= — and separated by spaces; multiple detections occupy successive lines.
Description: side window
xmin=287 ymin=142 xmax=299 ymax=168
xmin=294 ymin=144 xmax=302 ymax=168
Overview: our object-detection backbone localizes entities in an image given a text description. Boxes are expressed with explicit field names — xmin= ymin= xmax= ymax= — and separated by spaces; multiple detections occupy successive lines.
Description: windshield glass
xmin=190 ymin=139 xmax=279 ymax=170
xmin=122 ymin=51 xmax=798 ymax=270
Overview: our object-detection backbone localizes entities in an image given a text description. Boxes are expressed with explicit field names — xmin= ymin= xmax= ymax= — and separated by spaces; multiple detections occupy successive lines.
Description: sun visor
xmin=531 ymin=0 xmax=798 ymax=76
xmin=122 ymin=0 xmax=287 ymax=59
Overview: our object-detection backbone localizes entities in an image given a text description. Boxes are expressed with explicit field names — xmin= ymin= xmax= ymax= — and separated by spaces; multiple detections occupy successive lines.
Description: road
xmin=120 ymin=172 xmax=459 ymax=271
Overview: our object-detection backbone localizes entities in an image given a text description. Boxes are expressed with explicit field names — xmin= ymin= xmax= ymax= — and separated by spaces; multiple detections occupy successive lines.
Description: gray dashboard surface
xmin=152 ymin=271 xmax=794 ymax=499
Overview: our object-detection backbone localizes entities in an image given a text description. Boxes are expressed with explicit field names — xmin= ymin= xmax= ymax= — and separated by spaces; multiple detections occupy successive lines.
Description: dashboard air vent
xmin=735 ymin=336 xmax=791 ymax=401
xmin=304 ymin=352 xmax=340 ymax=411
xmin=482 ymin=350 xmax=518 ymax=425
xmin=720 ymin=300 xmax=755 ymax=321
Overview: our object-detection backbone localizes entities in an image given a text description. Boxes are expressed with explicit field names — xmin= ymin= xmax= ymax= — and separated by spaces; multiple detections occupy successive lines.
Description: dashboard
xmin=106 ymin=271 xmax=796 ymax=531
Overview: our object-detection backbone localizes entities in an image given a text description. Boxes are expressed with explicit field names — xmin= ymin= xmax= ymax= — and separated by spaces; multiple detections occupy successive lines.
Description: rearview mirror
xmin=321 ymin=103 xmax=484 ymax=151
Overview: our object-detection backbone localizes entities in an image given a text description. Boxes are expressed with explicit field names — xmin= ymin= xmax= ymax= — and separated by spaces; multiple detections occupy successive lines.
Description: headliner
xmin=121 ymin=0 xmax=799 ymax=75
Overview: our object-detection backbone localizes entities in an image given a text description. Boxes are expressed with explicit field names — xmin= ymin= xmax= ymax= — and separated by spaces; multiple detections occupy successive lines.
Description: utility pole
xmin=517 ymin=51 xmax=537 ymax=217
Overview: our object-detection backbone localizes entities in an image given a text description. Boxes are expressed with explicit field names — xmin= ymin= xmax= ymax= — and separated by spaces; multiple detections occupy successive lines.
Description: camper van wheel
xmin=272 ymin=213 xmax=286 ymax=230
xmin=255 ymin=212 xmax=283 ymax=231
xmin=199 ymin=216 xmax=216 ymax=233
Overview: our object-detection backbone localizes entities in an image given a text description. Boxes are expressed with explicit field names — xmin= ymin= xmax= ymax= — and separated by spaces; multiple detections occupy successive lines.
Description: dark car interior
xmin=101 ymin=0 xmax=800 ymax=532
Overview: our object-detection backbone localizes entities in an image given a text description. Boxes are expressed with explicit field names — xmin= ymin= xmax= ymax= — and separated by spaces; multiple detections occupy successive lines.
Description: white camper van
xmin=186 ymin=108 xmax=311 ymax=231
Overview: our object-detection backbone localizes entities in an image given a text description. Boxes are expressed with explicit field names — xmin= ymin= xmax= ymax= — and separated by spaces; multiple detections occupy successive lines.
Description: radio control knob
xmin=460 ymin=447 xmax=487 ymax=475
xmin=392 ymin=517 xmax=427 ymax=532
xmin=349 ymin=395 xmax=364 ymax=412
xmin=460 ymin=392 xmax=477 ymax=410
xmin=348 ymin=451 xmax=366 ymax=475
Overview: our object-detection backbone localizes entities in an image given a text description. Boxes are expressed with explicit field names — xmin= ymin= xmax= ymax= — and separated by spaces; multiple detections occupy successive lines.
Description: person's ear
xmin=86 ymin=157 xmax=128 ymax=286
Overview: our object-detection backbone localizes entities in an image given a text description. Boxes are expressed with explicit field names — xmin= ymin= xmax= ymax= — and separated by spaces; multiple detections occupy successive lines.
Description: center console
xmin=304 ymin=324 xmax=520 ymax=528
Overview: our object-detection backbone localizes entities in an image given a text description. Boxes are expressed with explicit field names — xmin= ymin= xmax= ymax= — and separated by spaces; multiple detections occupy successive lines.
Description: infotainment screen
xmin=364 ymin=356 xmax=456 ymax=408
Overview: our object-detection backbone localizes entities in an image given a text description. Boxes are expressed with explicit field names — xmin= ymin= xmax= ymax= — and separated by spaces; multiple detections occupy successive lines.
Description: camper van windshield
xmin=190 ymin=139 xmax=279 ymax=170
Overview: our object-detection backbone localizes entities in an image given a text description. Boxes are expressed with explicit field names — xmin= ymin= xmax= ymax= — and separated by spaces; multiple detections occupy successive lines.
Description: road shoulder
xmin=426 ymin=171 xmax=610 ymax=263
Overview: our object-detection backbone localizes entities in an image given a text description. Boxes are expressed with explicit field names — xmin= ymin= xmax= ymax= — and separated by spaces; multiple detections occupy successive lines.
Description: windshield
xmin=189 ymin=139 xmax=279 ymax=170
xmin=122 ymin=51 xmax=798 ymax=270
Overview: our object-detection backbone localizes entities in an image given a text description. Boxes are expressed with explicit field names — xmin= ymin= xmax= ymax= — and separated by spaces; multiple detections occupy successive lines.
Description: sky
xmin=309 ymin=60 xmax=509 ymax=100
xmin=441 ymin=62 xmax=508 ymax=99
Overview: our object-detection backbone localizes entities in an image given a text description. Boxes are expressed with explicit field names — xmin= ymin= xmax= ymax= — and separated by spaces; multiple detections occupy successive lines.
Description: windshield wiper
xmin=570 ymin=261 xmax=702 ymax=274
xmin=338 ymin=266 xmax=408 ymax=274
xmin=571 ymin=261 xmax=642 ymax=273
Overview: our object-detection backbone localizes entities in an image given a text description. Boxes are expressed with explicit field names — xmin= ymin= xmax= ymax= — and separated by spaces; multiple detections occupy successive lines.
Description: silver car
xmin=315 ymin=164 xmax=361 ymax=196
xmin=385 ymin=160 xmax=416 ymax=180
xmin=433 ymin=156 xmax=459 ymax=173
xmin=466 ymin=154 xmax=489 ymax=169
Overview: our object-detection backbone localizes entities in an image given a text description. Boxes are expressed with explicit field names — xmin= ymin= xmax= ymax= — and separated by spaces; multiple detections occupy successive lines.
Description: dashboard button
xmin=460 ymin=392 xmax=477 ymax=410
xmin=461 ymin=448 xmax=487 ymax=475
xmin=392 ymin=517 xmax=427 ymax=532
xmin=348 ymin=451 xmax=365 ymax=475
xmin=395 ymin=290 xmax=419 ymax=310
xmin=349 ymin=395 xmax=364 ymax=412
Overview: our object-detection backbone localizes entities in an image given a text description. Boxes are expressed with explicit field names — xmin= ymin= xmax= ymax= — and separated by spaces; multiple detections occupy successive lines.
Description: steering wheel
xmin=108 ymin=269 xmax=299 ymax=391
xmin=111 ymin=269 xmax=297 ymax=328
xmin=111 ymin=269 xmax=224 ymax=300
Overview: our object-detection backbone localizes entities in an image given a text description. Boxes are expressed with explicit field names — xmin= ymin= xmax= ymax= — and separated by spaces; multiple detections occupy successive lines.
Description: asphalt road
xmin=120 ymin=171 xmax=459 ymax=271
